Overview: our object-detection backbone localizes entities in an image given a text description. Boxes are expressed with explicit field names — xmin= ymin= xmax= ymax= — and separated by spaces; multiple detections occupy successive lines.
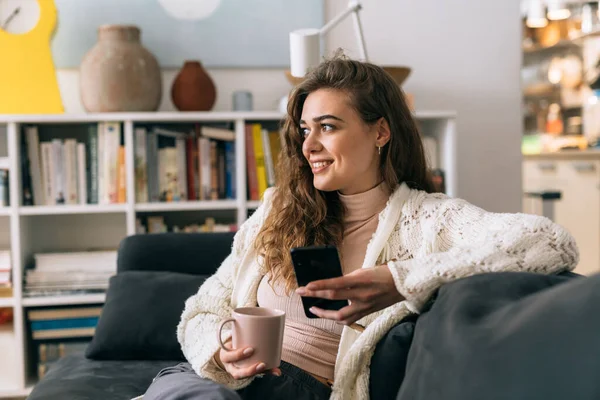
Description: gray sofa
xmin=27 ymin=232 xmax=600 ymax=400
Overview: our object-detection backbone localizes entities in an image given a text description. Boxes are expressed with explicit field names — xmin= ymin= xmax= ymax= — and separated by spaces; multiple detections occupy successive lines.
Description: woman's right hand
xmin=216 ymin=341 xmax=282 ymax=380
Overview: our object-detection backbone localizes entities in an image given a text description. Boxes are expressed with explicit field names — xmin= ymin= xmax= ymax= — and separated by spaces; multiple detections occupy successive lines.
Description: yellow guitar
xmin=0 ymin=0 xmax=63 ymax=114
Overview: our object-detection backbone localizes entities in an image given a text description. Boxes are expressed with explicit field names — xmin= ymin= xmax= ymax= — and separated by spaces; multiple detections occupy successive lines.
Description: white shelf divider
xmin=22 ymin=294 xmax=106 ymax=307
xmin=19 ymin=204 xmax=128 ymax=216
xmin=135 ymin=200 xmax=238 ymax=212
xmin=0 ymin=158 xmax=9 ymax=170
xmin=0 ymin=298 xmax=15 ymax=308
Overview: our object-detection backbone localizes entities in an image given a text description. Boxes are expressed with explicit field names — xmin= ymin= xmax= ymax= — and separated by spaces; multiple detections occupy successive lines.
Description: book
xmin=77 ymin=143 xmax=87 ymax=205
xmin=176 ymin=137 xmax=188 ymax=201
xmin=245 ymin=124 xmax=259 ymax=201
xmin=0 ymin=170 xmax=7 ymax=207
xmin=28 ymin=307 xmax=102 ymax=321
xmin=87 ymin=124 xmax=99 ymax=204
xmin=134 ymin=127 xmax=148 ymax=203
xmin=63 ymin=139 xmax=78 ymax=205
xmin=40 ymin=143 xmax=54 ymax=205
xmin=51 ymin=139 xmax=64 ymax=204
xmin=25 ymin=126 xmax=44 ymax=206
xmin=262 ymin=128 xmax=275 ymax=187
xmin=31 ymin=317 xmax=99 ymax=331
xmin=201 ymin=126 xmax=235 ymax=141
xmin=32 ymin=327 xmax=96 ymax=340
xmin=198 ymin=137 xmax=211 ymax=200
xmin=251 ymin=124 xmax=268 ymax=199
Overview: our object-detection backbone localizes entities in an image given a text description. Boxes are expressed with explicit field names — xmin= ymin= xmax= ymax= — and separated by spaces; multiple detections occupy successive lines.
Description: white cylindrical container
xmin=289 ymin=28 xmax=321 ymax=78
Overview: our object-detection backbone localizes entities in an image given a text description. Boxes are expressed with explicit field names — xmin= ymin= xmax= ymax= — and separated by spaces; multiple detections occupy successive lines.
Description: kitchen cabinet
xmin=523 ymin=151 xmax=600 ymax=275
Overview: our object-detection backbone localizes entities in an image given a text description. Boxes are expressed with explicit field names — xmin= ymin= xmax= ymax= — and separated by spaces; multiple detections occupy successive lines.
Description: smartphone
xmin=290 ymin=245 xmax=349 ymax=319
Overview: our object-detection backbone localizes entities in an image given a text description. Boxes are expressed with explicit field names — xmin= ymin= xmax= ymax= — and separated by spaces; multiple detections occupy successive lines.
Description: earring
xmin=378 ymin=146 xmax=381 ymax=155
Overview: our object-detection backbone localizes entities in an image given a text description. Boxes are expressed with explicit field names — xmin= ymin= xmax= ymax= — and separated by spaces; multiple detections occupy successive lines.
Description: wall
xmin=56 ymin=0 xmax=523 ymax=212
xmin=57 ymin=68 xmax=291 ymax=113
xmin=324 ymin=0 xmax=523 ymax=212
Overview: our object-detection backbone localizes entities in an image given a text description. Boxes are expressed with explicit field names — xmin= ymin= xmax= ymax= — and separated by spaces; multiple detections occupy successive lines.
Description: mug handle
xmin=217 ymin=318 xmax=235 ymax=351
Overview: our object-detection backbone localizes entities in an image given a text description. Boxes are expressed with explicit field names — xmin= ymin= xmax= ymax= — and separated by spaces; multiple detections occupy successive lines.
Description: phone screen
xmin=290 ymin=245 xmax=349 ymax=318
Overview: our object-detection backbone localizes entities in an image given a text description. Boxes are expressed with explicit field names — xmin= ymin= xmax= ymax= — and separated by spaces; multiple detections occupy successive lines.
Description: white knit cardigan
xmin=176 ymin=183 xmax=579 ymax=400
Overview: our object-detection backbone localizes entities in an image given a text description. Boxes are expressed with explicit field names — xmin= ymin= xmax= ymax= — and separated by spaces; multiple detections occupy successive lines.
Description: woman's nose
xmin=302 ymin=131 xmax=321 ymax=155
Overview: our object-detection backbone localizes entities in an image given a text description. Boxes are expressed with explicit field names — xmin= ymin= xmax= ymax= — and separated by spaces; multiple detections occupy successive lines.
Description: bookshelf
xmin=0 ymin=110 xmax=456 ymax=396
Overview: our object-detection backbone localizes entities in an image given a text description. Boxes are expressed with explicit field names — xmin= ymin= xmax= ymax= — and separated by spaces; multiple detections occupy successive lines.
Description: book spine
xmin=26 ymin=126 xmax=44 ymax=206
xmin=87 ymin=124 xmax=98 ymax=204
xmin=252 ymin=124 xmax=268 ymax=199
xmin=176 ymin=137 xmax=187 ymax=201
xmin=51 ymin=139 xmax=64 ymax=204
xmin=104 ymin=122 xmax=120 ymax=204
xmin=117 ymin=144 xmax=126 ymax=203
xmin=134 ymin=127 xmax=148 ymax=203
xmin=209 ymin=140 xmax=219 ymax=200
xmin=64 ymin=139 xmax=78 ymax=205
xmin=20 ymin=130 xmax=33 ymax=206
xmin=146 ymin=132 xmax=159 ymax=202
xmin=224 ymin=141 xmax=236 ymax=199
xmin=245 ymin=124 xmax=259 ymax=201
xmin=0 ymin=170 xmax=7 ymax=207
xmin=262 ymin=128 xmax=275 ymax=187
xmin=97 ymin=123 xmax=105 ymax=204
xmin=77 ymin=143 xmax=87 ymax=205
xmin=185 ymin=136 xmax=197 ymax=201
xmin=40 ymin=143 xmax=53 ymax=205
xmin=199 ymin=137 xmax=211 ymax=200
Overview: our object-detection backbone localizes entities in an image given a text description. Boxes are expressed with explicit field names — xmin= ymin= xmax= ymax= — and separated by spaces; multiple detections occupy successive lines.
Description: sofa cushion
xmin=86 ymin=270 xmax=207 ymax=361
xmin=28 ymin=353 xmax=176 ymax=400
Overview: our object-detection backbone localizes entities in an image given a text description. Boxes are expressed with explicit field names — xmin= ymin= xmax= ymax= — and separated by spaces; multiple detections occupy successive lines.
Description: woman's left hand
xmin=295 ymin=264 xmax=404 ymax=326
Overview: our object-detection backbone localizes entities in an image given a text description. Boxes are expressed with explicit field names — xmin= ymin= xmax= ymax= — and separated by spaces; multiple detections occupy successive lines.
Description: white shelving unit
xmin=0 ymin=110 xmax=456 ymax=397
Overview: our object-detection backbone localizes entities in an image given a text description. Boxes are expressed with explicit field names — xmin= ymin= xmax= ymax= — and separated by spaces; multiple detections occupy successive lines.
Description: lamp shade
xmin=289 ymin=28 xmax=320 ymax=78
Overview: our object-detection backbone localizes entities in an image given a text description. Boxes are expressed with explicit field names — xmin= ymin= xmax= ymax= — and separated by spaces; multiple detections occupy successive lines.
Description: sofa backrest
xmin=117 ymin=232 xmax=235 ymax=275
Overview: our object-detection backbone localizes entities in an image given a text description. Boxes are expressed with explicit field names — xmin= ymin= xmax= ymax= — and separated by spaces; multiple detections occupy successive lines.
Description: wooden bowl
xmin=284 ymin=70 xmax=306 ymax=87
xmin=284 ymin=65 xmax=412 ymax=87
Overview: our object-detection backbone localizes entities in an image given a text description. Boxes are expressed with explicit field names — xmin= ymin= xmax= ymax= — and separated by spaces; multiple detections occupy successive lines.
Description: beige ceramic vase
xmin=80 ymin=25 xmax=162 ymax=112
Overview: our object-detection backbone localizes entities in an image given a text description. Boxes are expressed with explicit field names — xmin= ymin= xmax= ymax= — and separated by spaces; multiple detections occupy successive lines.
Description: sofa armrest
xmin=117 ymin=232 xmax=235 ymax=275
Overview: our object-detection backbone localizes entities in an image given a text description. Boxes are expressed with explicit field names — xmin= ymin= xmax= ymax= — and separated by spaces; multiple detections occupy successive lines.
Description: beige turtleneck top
xmin=257 ymin=182 xmax=391 ymax=380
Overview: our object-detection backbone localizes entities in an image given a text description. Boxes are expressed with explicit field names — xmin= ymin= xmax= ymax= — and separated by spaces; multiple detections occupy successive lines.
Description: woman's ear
xmin=375 ymin=117 xmax=391 ymax=147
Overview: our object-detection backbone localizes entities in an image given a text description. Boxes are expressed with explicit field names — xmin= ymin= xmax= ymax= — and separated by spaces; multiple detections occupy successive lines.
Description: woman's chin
xmin=313 ymin=178 xmax=340 ymax=192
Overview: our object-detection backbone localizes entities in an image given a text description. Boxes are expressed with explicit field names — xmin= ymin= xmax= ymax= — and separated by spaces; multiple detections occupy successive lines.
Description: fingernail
xmin=256 ymin=363 xmax=266 ymax=372
xmin=274 ymin=370 xmax=282 ymax=376
xmin=309 ymin=307 xmax=316 ymax=313
xmin=296 ymin=288 xmax=305 ymax=295
xmin=243 ymin=348 xmax=253 ymax=356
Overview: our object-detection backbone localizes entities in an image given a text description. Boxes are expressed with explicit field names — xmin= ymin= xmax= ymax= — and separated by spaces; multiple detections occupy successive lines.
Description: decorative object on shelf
xmin=526 ymin=0 xmax=548 ymax=28
xmin=171 ymin=60 xmax=217 ymax=111
xmin=0 ymin=0 xmax=64 ymax=114
xmin=79 ymin=24 xmax=162 ymax=112
xmin=232 ymin=90 xmax=253 ymax=111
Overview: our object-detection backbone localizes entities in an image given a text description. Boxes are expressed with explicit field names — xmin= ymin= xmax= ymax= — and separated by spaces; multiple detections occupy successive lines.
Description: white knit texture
xmin=177 ymin=184 xmax=579 ymax=400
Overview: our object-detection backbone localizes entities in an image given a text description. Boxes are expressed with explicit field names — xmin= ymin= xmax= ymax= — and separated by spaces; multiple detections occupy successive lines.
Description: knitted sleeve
xmin=387 ymin=196 xmax=579 ymax=312
xmin=176 ymin=194 xmax=270 ymax=389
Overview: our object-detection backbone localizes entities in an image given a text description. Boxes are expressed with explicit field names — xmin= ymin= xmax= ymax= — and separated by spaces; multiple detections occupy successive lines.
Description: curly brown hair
xmin=255 ymin=55 xmax=433 ymax=293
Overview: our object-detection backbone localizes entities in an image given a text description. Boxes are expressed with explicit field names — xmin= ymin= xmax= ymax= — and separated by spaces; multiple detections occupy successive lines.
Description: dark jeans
xmin=144 ymin=360 xmax=331 ymax=400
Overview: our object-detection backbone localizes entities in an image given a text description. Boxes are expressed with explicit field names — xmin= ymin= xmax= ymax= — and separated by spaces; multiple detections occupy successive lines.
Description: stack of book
xmin=24 ymin=251 xmax=117 ymax=297
xmin=0 ymin=250 xmax=12 ymax=297
xmin=135 ymin=216 xmax=237 ymax=234
xmin=134 ymin=123 xmax=281 ymax=203
xmin=28 ymin=307 xmax=100 ymax=378
xmin=28 ymin=306 xmax=101 ymax=340
xmin=21 ymin=123 xmax=126 ymax=206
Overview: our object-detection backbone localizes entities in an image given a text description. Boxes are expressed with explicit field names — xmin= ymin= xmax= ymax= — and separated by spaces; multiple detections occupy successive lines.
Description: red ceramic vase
xmin=171 ymin=61 xmax=217 ymax=111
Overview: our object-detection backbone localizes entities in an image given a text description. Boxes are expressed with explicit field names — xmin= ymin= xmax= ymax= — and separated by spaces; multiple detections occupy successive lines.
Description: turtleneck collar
xmin=338 ymin=181 xmax=391 ymax=223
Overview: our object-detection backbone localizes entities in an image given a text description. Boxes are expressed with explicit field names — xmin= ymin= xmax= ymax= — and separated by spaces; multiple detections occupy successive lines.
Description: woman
xmin=144 ymin=56 xmax=578 ymax=400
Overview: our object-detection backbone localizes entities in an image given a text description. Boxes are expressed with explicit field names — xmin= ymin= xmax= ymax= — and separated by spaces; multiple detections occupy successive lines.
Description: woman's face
xmin=300 ymin=88 xmax=383 ymax=195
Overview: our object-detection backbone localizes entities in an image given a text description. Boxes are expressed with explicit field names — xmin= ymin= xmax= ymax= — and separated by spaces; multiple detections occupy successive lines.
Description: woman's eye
xmin=300 ymin=127 xmax=310 ymax=138
xmin=321 ymin=123 xmax=334 ymax=132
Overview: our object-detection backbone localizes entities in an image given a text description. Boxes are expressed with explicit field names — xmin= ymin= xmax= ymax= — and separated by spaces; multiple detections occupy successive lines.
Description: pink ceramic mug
xmin=217 ymin=307 xmax=286 ymax=370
